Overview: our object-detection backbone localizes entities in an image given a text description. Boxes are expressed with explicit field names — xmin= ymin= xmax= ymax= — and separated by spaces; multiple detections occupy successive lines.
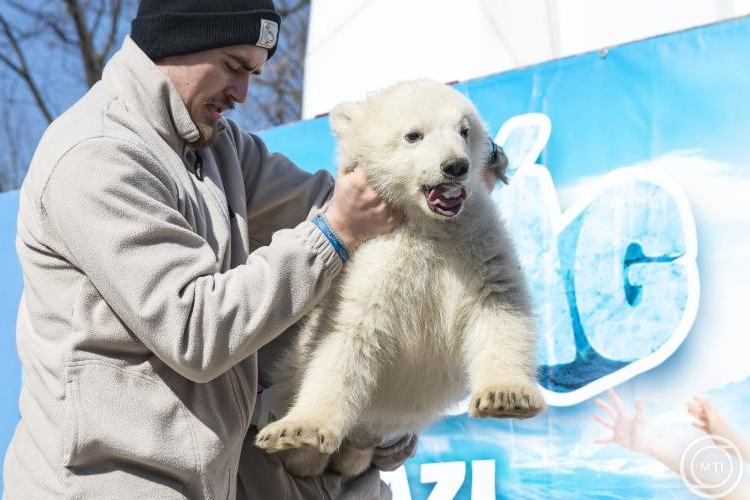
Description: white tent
xmin=303 ymin=0 xmax=750 ymax=118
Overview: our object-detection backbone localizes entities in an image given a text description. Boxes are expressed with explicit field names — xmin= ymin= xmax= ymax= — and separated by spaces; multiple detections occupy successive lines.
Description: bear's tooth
xmin=442 ymin=186 xmax=462 ymax=198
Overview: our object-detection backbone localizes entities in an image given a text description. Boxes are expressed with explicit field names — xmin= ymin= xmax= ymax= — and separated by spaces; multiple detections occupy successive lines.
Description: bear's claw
xmin=468 ymin=382 xmax=546 ymax=419
xmin=255 ymin=418 xmax=342 ymax=454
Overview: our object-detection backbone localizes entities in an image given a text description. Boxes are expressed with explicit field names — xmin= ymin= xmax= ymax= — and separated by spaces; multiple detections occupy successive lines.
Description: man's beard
xmin=190 ymin=97 xmax=234 ymax=148
xmin=192 ymin=119 xmax=224 ymax=149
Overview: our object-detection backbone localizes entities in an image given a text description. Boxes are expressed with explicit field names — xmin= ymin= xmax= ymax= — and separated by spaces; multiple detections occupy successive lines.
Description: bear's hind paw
xmin=255 ymin=418 xmax=343 ymax=454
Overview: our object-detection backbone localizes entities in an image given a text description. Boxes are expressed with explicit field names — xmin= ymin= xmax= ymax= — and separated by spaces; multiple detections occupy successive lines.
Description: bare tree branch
xmin=101 ymin=0 xmax=124 ymax=62
xmin=0 ymin=0 xmax=310 ymax=190
xmin=5 ymin=0 xmax=75 ymax=46
xmin=63 ymin=0 xmax=101 ymax=87
xmin=0 ymin=12 xmax=54 ymax=123
xmin=90 ymin=1 xmax=108 ymax=42
xmin=0 ymin=82 xmax=34 ymax=191
xmin=278 ymin=0 xmax=310 ymax=18
xmin=235 ymin=0 xmax=311 ymax=129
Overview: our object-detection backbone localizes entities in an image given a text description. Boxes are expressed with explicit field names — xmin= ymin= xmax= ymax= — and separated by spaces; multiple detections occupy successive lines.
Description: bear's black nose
xmin=441 ymin=158 xmax=469 ymax=178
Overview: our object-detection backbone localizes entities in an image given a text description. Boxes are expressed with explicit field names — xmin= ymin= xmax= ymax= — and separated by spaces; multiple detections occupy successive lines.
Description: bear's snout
xmin=440 ymin=158 xmax=469 ymax=178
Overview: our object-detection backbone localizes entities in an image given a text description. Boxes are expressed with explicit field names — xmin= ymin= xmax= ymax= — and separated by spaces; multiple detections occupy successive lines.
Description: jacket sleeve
xmin=41 ymin=137 xmax=342 ymax=383
xmin=226 ymin=120 xmax=335 ymax=246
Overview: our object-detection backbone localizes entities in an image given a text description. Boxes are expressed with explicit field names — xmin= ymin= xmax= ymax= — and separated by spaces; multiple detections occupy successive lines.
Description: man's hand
xmin=371 ymin=434 xmax=418 ymax=472
xmin=482 ymin=140 xmax=509 ymax=190
xmin=324 ymin=167 xmax=403 ymax=251
xmin=482 ymin=168 xmax=499 ymax=191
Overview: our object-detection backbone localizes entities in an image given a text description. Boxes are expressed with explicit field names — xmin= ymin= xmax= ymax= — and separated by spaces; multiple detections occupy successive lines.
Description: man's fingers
xmin=363 ymin=188 xmax=383 ymax=206
xmin=328 ymin=165 xmax=404 ymax=244
xmin=373 ymin=434 xmax=416 ymax=457
xmin=351 ymin=168 xmax=372 ymax=189
xmin=342 ymin=166 xmax=370 ymax=190
xmin=342 ymin=167 xmax=398 ymax=211
xmin=372 ymin=434 xmax=418 ymax=472
xmin=374 ymin=202 xmax=393 ymax=215
xmin=388 ymin=208 xmax=405 ymax=226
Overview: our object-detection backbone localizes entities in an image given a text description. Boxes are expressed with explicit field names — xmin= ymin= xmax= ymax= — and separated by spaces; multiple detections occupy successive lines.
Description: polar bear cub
xmin=256 ymin=80 xmax=545 ymax=478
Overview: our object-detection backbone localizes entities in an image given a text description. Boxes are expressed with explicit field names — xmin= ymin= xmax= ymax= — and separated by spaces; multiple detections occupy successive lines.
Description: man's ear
xmin=329 ymin=102 xmax=363 ymax=137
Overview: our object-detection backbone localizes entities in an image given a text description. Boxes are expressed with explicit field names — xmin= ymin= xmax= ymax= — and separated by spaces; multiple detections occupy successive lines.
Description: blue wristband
xmin=312 ymin=216 xmax=349 ymax=263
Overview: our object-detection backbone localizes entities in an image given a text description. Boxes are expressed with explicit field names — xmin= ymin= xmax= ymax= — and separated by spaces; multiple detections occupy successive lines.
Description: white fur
xmin=256 ymin=80 xmax=545 ymax=478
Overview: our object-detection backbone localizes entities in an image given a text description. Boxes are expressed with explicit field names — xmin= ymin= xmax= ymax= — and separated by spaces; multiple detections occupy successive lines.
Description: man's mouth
xmin=205 ymin=99 xmax=235 ymax=121
xmin=207 ymin=104 xmax=225 ymax=120
xmin=423 ymin=183 xmax=469 ymax=217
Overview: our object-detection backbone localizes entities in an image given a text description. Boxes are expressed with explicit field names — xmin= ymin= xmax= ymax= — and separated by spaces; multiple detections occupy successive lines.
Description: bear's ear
xmin=329 ymin=102 xmax=363 ymax=137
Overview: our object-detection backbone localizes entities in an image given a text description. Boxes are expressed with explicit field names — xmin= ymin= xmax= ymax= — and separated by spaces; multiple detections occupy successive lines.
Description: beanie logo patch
xmin=257 ymin=19 xmax=279 ymax=50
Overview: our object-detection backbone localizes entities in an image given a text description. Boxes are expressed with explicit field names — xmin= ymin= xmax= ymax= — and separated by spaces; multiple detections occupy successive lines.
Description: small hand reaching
xmin=688 ymin=395 xmax=741 ymax=454
xmin=592 ymin=389 xmax=750 ymax=499
xmin=593 ymin=388 xmax=652 ymax=454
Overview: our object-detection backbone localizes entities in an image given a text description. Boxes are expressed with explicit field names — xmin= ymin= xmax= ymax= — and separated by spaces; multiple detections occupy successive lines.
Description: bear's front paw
xmin=469 ymin=381 xmax=546 ymax=419
xmin=255 ymin=418 xmax=343 ymax=454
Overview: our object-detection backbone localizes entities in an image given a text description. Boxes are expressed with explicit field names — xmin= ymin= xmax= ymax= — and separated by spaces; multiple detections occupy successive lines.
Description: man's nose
xmin=228 ymin=78 xmax=250 ymax=104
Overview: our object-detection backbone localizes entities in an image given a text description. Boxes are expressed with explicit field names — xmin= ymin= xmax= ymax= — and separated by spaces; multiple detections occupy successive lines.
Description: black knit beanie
xmin=131 ymin=0 xmax=282 ymax=61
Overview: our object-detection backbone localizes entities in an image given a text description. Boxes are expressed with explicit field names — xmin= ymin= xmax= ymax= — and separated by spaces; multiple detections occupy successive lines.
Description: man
xmin=2 ymin=1 xmax=410 ymax=498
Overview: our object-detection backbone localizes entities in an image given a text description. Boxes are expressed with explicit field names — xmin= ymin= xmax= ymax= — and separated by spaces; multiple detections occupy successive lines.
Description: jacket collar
xmin=102 ymin=37 xmax=200 ymax=154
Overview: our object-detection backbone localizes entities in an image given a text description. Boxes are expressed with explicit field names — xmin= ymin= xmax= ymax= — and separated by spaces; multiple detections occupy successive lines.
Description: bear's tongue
xmin=426 ymin=184 xmax=467 ymax=216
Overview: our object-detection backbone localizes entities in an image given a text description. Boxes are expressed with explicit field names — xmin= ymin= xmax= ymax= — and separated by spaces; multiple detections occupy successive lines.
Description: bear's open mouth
xmin=423 ymin=183 xmax=468 ymax=217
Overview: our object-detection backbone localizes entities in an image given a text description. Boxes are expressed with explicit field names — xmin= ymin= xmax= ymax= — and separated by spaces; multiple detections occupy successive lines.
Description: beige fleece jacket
xmin=2 ymin=37 xmax=343 ymax=500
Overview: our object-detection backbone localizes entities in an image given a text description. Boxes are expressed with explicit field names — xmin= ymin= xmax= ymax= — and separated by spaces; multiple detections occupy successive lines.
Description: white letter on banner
xmin=490 ymin=113 xmax=699 ymax=406
xmin=471 ymin=460 xmax=496 ymax=500
xmin=494 ymin=163 xmax=577 ymax=366
xmin=573 ymin=171 xmax=698 ymax=361
xmin=493 ymin=114 xmax=576 ymax=367
xmin=380 ymin=467 xmax=412 ymax=500
xmin=421 ymin=461 xmax=466 ymax=500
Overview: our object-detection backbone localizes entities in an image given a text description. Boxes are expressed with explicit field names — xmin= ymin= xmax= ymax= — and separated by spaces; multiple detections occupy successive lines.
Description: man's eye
xmin=225 ymin=64 xmax=239 ymax=73
xmin=405 ymin=131 xmax=423 ymax=143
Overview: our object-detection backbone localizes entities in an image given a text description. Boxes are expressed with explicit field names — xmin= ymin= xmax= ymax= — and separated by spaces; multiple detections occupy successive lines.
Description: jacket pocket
xmin=62 ymin=359 xmax=205 ymax=499
xmin=227 ymin=365 xmax=249 ymax=428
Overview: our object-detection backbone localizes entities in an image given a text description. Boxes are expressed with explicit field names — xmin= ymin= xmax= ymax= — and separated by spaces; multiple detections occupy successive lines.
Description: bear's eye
xmin=460 ymin=127 xmax=470 ymax=139
xmin=405 ymin=131 xmax=423 ymax=143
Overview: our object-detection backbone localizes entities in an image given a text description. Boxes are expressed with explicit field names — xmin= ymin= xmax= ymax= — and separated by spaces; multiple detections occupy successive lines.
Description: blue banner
xmin=259 ymin=16 xmax=750 ymax=500
xmin=3 ymin=15 xmax=750 ymax=500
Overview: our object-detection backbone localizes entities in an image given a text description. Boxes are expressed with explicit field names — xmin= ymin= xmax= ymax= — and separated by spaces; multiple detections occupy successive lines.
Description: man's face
xmin=156 ymin=44 xmax=269 ymax=148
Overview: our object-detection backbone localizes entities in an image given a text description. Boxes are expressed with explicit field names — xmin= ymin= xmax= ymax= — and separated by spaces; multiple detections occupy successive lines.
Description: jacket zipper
xmin=194 ymin=150 xmax=204 ymax=181
xmin=192 ymin=149 xmax=237 ymax=225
